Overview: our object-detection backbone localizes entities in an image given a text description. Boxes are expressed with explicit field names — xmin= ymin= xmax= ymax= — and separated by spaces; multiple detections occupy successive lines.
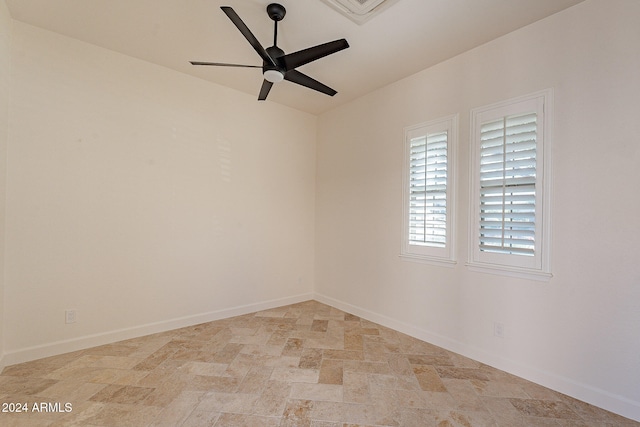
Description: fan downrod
xmin=267 ymin=3 xmax=286 ymax=21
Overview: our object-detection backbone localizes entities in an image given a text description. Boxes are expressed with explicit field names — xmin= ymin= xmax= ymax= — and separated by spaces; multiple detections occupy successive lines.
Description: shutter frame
xmin=402 ymin=114 xmax=458 ymax=265
xmin=468 ymin=89 xmax=553 ymax=280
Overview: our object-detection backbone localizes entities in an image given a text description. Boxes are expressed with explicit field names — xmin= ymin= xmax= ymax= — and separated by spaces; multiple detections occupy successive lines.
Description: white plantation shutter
xmin=409 ymin=131 xmax=448 ymax=247
xmin=469 ymin=90 xmax=552 ymax=279
xmin=479 ymin=113 xmax=537 ymax=256
xmin=402 ymin=115 xmax=457 ymax=264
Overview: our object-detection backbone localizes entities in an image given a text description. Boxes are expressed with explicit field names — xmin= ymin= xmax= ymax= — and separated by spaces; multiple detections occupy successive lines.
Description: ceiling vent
xmin=320 ymin=0 xmax=401 ymax=24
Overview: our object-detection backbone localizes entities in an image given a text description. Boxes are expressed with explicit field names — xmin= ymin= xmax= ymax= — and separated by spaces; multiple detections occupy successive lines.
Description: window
xmin=468 ymin=90 xmax=552 ymax=280
xmin=401 ymin=115 xmax=457 ymax=265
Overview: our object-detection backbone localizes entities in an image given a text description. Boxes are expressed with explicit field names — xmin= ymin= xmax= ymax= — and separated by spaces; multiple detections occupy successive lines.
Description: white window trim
xmin=467 ymin=90 xmax=553 ymax=281
xmin=401 ymin=114 xmax=458 ymax=267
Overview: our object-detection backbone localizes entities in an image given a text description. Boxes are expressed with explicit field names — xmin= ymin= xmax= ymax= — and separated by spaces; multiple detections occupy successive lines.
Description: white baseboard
xmin=1 ymin=292 xmax=313 ymax=368
xmin=312 ymin=292 xmax=640 ymax=423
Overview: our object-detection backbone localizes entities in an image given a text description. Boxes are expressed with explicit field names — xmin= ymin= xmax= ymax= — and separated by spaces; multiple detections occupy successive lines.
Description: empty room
xmin=0 ymin=0 xmax=639 ymax=425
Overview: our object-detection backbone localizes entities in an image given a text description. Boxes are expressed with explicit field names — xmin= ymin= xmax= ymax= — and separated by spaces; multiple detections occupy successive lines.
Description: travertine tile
xmin=343 ymin=360 xmax=391 ymax=375
xmin=343 ymin=371 xmax=370 ymax=404
xmin=344 ymin=333 xmax=364 ymax=352
xmin=72 ymin=355 xmax=144 ymax=370
xmin=181 ymin=361 xmax=229 ymax=377
xmin=142 ymin=379 xmax=190 ymax=407
xmin=281 ymin=338 xmax=304 ymax=357
xmin=407 ymin=352 xmax=454 ymax=367
xmin=260 ymin=355 xmax=301 ymax=369
xmin=396 ymin=407 xmax=438 ymax=427
xmin=211 ymin=343 xmax=243 ymax=364
xmin=270 ymin=367 xmax=319 ymax=384
xmin=318 ymin=359 xmax=343 ymax=385
xmin=83 ymin=402 xmax=163 ymax=426
xmin=88 ymin=384 xmax=155 ymax=405
xmin=344 ymin=313 xmax=360 ymax=322
xmin=392 ymin=389 xmax=430 ymax=409
xmin=298 ymin=348 xmax=323 ymax=369
xmin=412 ymin=365 xmax=447 ymax=392
xmin=90 ymin=368 xmax=151 ymax=386
xmin=171 ymin=349 xmax=218 ymax=363
xmin=559 ymin=394 xmax=638 ymax=426
xmin=236 ymin=366 xmax=273 ymax=394
xmin=183 ymin=374 xmax=239 ymax=393
xmin=482 ymin=395 xmax=530 ymax=426
xmin=37 ymin=380 xmax=107 ymax=402
xmin=213 ymin=412 xmax=281 ymax=426
xmin=442 ymin=378 xmax=488 ymax=412
xmin=436 ymin=366 xmax=491 ymax=381
xmin=322 ymin=349 xmax=363 ymax=361
xmin=311 ymin=320 xmax=329 ymax=333
xmin=368 ymin=373 xmax=420 ymax=391
xmin=49 ymin=401 xmax=107 ymax=427
xmin=0 ymin=376 xmax=59 ymax=396
xmin=148 ymin=390 xmax=204 ymax=427
xmin=252 ymin=380 xmax=291 ymax=416
xmin=421 ymin=389 xmax=458 ymax=410
xmin=35 ymin=351 xmax=88 ymax=368
xmin=135 ymin=360 xmax=187 ymax=387
xmin=196 ymin=391 xmax=259 ymax=413
xmin=239 ymin=344 xmax=284 ymax=357
xmin=181 ymin=409 xmax=220 ymax=427
xmin=290 ymin=383 xmax=343 ymax=402
xmin=469 ymin=377 xmax=530 ymax=398
xmin=509 ymin=398 xmax=582 ymax=419
xmin=386 ymin=353 xmax=414 ymax=376
xmin=434 ymin=408 xmax=498 ymax=427
xmin=281 ymin=398 xmax=313 ymax=427
xmin=229 ymin=332 xmax=272 ymax=345
xmin=132 ymin=344 xmax=177 ymax=371
xmin=308 ymin=401 xmax=380 ymax=425
xmin=0 ymin=300 xmax=637 ymax=427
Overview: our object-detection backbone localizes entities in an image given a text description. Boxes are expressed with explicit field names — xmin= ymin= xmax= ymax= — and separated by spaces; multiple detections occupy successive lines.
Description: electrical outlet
xmin=493 ymin=321 xmax=504 ymax=338
xmin=65 ymin=310 xmax=77 ymax=324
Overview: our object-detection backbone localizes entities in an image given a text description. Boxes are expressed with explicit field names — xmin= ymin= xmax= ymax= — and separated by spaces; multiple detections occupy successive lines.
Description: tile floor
xmin=0 ymin=300 xmax=638 ymax=426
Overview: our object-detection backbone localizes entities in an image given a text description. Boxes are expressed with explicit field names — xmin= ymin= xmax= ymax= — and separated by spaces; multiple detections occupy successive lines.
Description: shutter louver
xmin=408 ymin=131 xmax=448 ymax=248
xmin=479 ymin=113 xmax=537 ymax=256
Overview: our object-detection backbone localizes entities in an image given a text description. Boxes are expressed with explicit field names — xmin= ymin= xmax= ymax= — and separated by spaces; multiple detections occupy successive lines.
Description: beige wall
xmin=3 ymin=21 xmax=317 ymax=363
xmin=316 ymin=0 xmax=640 ymax=420
xmin=0 ymin=0 xmax=11 ymax=369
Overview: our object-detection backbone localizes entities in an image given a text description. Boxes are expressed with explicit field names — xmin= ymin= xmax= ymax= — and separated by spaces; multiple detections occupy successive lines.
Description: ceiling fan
xmin=190 ymin=3 xmax=349 ymax=101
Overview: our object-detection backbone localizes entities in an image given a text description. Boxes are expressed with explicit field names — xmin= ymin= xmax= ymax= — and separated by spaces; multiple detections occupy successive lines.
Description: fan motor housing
xmin=264 ymin=46 xmax=285 ymax=70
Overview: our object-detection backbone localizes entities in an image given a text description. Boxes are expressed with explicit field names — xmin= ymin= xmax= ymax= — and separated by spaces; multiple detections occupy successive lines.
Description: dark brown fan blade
xmin=221 ymin=6 xmax=277 ymax=67
xmin=284 ymin=70 xmax=337 ymax=96
xmin=281 ymin=39 xmax=349 ymax=71
xmin=190 ymin=61 xmax=262 ymax=68
xmin=258 ymin=80 xmax=273 ymax=100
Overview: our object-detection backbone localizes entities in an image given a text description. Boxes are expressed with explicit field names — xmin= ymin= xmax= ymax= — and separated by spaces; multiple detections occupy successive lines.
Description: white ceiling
xmin=6 ymin=0 xmax=585 ymax=115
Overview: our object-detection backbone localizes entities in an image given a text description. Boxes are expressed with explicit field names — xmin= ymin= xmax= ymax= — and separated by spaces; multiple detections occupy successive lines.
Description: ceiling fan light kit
xmin=190 ymin=3 xmax=349 ymax=101
xmin=264 ymin=69 xmax=285 ymax=83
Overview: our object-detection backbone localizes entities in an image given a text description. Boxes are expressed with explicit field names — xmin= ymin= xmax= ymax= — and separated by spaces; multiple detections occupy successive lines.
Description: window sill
xmin=465 ymin=261 xmax=552 ymax=282
xmin=399 ymin=253 xmax=457 ymax=268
